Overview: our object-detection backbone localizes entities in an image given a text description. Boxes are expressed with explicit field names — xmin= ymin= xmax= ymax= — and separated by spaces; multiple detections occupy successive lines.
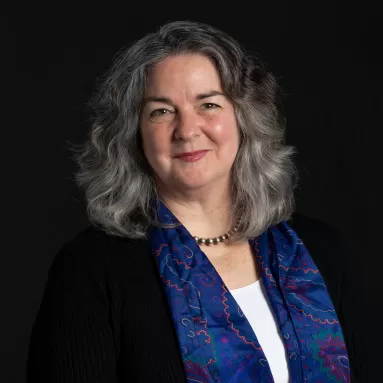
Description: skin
xmin=139 ymin=53 xmax=259 ymax=289
xmin=140 ymin=53 xmax=240 ymax=196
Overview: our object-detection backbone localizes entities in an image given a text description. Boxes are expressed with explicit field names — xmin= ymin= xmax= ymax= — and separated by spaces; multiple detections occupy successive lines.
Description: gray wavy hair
xmin=73 ymin=20 xmax=299 ymax=240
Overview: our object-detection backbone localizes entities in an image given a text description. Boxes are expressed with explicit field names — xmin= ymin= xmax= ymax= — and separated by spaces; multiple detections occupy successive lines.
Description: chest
xmin=116 ymin=228 xmax=350 ymax=382
xmin=200 ymin=241 xmax=260 ymax=290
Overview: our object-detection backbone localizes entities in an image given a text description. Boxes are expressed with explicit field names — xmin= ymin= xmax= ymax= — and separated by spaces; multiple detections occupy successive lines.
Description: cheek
xmin=141 ymin=127 xmax=170 ymax=161
xmin=210 ymin=113 xmax=240 ymax=147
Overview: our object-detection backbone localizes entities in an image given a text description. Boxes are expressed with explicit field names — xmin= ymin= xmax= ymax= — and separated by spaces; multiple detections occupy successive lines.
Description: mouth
xmin=174 ymin=150 xmax=209 ymax=162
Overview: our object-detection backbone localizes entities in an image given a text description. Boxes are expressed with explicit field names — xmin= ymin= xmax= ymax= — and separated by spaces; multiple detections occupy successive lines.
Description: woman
xmin=27 ymin=20 xmax=355 ymax=382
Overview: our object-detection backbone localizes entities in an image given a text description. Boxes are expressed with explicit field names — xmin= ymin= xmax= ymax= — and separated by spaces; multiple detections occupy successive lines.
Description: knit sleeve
xmin=26 ymin=242 xmax=118 ymax=383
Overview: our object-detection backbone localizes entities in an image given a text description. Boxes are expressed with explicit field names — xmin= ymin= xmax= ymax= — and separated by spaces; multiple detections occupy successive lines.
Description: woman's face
xmin=139 ymin=53 xmax=240 ymax=193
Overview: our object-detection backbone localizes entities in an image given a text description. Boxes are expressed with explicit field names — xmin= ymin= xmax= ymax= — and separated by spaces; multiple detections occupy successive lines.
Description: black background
xmin=2 ymin=4 xmax=382 ymax=382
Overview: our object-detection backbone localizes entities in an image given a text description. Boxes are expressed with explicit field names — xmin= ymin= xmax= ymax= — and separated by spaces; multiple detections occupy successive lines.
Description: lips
xmin=174 ymin=150 xmax=209 ymax=162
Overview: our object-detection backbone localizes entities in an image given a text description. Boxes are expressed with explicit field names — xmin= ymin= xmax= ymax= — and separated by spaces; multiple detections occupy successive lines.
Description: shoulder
xmin=287 ymin=212 xmax=346 ymax=260
xmin=287 ymin=211 xmax=347 ymax=255
xmin=286 ymin=213 xmax=350 ymax=305
xmin=288 ymin=212 xmax=340 ymax=239
xmin=49 ymin=225 xmax=150 ymax=282
xmin=61 ymin=225 xmax=148 ymax=258
xmin=286 ymin=212 xmax=348 ymax=277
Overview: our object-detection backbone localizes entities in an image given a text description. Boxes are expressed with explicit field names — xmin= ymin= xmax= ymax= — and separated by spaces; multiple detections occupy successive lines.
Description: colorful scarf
xmin=147 ymin=201 xmax=350 ymax=382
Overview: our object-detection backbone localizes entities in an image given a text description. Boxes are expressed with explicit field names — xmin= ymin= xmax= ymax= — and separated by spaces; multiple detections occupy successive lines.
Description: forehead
xmin=145 ymin=53 xmax=223 ymax=94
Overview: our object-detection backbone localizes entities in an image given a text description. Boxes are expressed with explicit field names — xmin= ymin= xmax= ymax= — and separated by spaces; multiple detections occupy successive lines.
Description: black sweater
xmin=26 ymin=214 xmax=359 ymax=382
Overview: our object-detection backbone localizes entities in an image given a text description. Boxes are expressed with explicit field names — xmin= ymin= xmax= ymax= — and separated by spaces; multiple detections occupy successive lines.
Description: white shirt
xmin=230 ymin=279 xmax=290 ymax=383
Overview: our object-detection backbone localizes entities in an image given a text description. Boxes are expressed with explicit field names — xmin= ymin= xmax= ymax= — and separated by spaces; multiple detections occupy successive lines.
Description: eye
xmin=150 ymin=108 xmax=171 ymax=118
xmin=202 ymin=103 xmax=220 ymax=109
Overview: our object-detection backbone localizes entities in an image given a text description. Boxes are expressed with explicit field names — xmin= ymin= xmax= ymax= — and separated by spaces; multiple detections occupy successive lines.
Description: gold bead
xmin=207 ymin=238 xmax=214 ymax=245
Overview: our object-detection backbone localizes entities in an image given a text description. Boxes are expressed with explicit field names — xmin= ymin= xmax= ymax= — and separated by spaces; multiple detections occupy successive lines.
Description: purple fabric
xmin=147 ymin=201 xmax=350 ymax=382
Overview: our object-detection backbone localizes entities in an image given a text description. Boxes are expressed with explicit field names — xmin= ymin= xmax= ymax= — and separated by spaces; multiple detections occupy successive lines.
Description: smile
xmin=174 ymin=150 xmax=209 ymax=162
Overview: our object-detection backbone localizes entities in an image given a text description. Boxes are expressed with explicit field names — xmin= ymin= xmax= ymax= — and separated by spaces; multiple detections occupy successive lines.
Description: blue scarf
xmin=147 ymin=201 xmax=350 ymax=382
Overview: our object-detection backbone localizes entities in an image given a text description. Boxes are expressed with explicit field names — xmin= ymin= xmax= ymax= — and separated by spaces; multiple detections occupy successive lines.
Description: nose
xmin=174 ymin=110 xmax=202 ymax=141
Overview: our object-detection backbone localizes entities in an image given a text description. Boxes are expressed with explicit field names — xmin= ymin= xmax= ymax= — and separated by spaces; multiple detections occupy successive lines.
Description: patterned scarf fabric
xmin=147 ymin=200 xmax=350 ymax=382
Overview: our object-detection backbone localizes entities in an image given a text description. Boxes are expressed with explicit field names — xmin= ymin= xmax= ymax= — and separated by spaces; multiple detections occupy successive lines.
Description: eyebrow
xmin=142 ymin=90 xmax=226 ymax=106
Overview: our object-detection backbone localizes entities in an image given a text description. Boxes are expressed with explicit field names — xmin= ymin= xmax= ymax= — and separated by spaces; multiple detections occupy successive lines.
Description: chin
xmin=174 ymin=173 xmax=217 ymax=190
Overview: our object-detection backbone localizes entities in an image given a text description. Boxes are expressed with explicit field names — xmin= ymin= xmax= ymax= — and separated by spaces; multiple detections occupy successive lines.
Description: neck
xmin=157 ymin=179 xmax=234 ymax=240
